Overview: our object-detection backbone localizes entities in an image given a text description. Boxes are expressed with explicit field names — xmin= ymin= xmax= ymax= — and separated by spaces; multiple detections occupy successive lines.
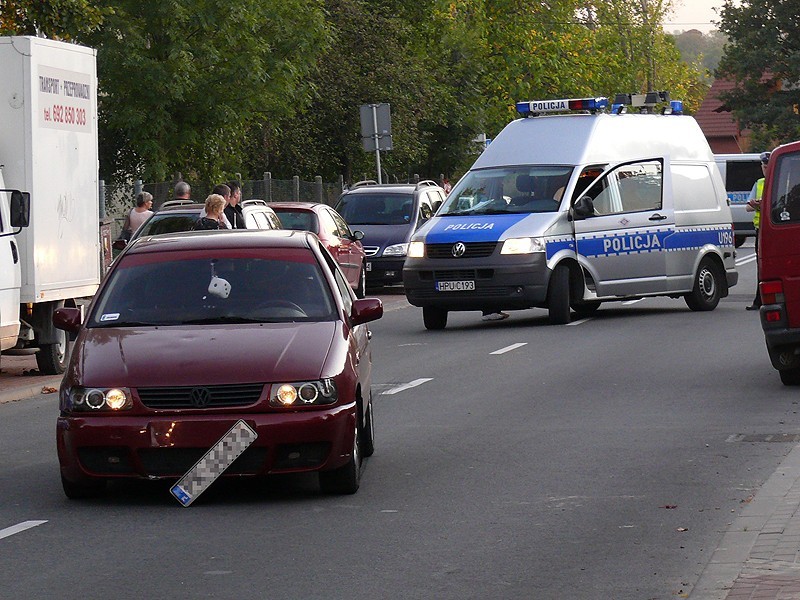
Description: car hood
xmin=353 ymin=224 xmax=414 ymax=250
xmin=71 ymin=322 xmax=338 ymax=387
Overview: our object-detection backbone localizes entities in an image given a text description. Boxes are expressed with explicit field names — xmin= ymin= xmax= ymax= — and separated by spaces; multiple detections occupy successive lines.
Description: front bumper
xmin=365 ymin=257 xmax=405 ymax=285
xmin=56 ymin=404 xmax=356 ymax=482
xmin=403 ymin=253 xmax=550 ymax=311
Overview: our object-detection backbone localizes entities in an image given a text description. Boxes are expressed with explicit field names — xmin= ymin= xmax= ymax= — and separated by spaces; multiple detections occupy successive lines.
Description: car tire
xmin=61 ymin=473 xmax=106 ymax=499
xmin=360 ymin=394 xmax=375 ymax=457
xmin=355 ymin=265 xmax=366 ymax=299
xmin=684 ymin=258 xmax=723 ymax=311
xmin=423 ymin=306 xmax=448 ymax=330
xmin=571 ymin=300 xmax=601 ymax=318
xmin=319 ymin=420 xmax=361 ymax=495
xmin=779 ymin=368 xmax=800 ymax=386
xmin=547 ymin=264 xmax=571 ymax=325
xmin=36 ymin=327 xmax=71 ymax=375
xmin=734 ymin=235 xmax=746 ymax=248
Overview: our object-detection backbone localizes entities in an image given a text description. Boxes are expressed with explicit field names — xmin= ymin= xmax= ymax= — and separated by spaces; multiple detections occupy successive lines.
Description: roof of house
xmin=694 ymin=78 xmax=741 ymax=138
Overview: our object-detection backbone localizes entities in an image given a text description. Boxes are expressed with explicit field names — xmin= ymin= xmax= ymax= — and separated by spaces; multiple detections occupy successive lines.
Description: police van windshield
xmin=439 ymin=166 xmax=573 ymax=216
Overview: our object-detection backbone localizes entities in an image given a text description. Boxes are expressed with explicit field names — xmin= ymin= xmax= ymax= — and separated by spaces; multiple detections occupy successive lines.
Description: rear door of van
xmin=760 ymin=145 xmax=800 ymax=328
xmin=573 ymin=158 xmax=671 ymax=297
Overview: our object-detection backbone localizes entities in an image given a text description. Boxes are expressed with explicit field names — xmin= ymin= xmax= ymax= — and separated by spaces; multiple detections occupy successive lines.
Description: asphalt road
xmin=1 ymin=243 xmax=797 ymax=599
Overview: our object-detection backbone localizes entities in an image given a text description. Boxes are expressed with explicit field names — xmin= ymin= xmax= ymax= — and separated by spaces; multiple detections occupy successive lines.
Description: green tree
xmin=717 ymin=0 xmax=800 ymax=146
xmin=84 ymin=0 xmax=329 ymax=184
xmin=0 ymin=0 xmax=107 ymax=39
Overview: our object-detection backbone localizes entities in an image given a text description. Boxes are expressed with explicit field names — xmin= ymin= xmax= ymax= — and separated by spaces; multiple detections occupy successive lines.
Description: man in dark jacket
xmin=224 ymin=180 xmax=246 ymax=229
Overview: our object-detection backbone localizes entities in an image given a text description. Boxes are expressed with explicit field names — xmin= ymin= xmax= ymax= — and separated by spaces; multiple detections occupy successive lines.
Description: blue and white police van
xmin=403 ymin=96 xmax=738 ymax=328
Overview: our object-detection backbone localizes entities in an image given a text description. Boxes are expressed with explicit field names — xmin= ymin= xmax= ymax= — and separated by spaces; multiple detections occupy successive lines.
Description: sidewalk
xmin=0 ymin=354 xmax=63 ymax=404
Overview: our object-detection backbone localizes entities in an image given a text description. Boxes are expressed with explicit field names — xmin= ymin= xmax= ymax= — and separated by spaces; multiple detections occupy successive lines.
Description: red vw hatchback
xmin=54 ymin=230 xmax=382 ymax=498
xmin=269 ymin=202 xmax=367 ymax=298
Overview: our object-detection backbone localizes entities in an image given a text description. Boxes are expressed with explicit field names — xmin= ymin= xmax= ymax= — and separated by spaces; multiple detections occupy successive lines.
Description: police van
xmin=714 ymin=153 xmax=763 ymax=247
xmin=403 ymin=96 xmax=738 ymax=328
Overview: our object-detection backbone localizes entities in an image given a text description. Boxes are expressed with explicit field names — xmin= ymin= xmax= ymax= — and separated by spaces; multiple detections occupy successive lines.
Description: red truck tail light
xmin=760 ymin=280 xmax=785 ymax=305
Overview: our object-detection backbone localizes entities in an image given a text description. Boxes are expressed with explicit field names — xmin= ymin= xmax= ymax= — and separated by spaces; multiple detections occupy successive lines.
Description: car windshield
xmin=135 ymin=212 xmax=200 ymax=238
xmin=337 ymin=193 xmax=413 ymax=225
xmin=438 ymin=166 xmax=573 ymax=215
xmin=273 ymin=209 xmax=318 ymax=233
xmin=89 ymin=248 xmax=337 ymax=326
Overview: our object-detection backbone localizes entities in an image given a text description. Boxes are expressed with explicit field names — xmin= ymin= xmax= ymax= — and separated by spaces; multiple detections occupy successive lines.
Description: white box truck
xmin=0 ymin=36 xmax=100 ymax=374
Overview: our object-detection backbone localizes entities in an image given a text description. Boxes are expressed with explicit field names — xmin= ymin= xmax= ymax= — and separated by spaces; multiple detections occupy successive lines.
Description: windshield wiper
xmin=93 ymin=320 xmax=167 ymax=328
xmin=180 ymin=316 xmax=274 ymax=325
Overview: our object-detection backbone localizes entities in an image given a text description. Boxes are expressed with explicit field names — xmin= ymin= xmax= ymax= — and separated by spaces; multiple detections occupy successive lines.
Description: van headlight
xmin=407 ymin=241 xmax=425 ymax=258
xmin=382 ymin=243 xmax=409 ymax=257
xmin=270 ymin=379 xmax=338 ymax=407
xmin=500 ymin=237 xmax=545 ymax=255
xmin=61 ymin=386 xmax=133 ymax=413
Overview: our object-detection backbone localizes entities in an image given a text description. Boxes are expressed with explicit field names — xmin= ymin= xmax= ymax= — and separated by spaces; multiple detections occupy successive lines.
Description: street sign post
xmin=360 ymin=103 xmax=392 ymax=184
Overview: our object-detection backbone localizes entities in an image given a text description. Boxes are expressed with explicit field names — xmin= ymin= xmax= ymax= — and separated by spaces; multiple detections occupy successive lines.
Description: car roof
xmin=128 ymin=229 xmax=315 ymax=255
xmin=155 ymin=203 xmax=204 ymax=213
xmin=269 ymin=202 xmax=326 ymax=210
xmin=340 ymin=180 xmax=443 ymax=197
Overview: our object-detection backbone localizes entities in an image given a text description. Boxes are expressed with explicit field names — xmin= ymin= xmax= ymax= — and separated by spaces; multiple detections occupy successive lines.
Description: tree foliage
xmin=0 ymin=0 xmax=107 ymax=39
xmin=717 ymin=0 xmax=800 ymax=147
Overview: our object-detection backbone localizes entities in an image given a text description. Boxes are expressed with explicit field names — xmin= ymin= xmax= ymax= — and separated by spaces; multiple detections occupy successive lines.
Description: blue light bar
xmin=516 ymin=97 xmax=608 ymax=116
xmin=670 ymin=100 xmax=683 ymax=115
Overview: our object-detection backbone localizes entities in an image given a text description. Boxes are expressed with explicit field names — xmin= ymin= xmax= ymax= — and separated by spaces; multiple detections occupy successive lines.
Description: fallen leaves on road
xmin=41 ymin=386 xmax=57 ymax=394
xmin=676 ymin=527 xmax=688 ymax=532
xmin=660 ymin=505 xmax=677 ymax=509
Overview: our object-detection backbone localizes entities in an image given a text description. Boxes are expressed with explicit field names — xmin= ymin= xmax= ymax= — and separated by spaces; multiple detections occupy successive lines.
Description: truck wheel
xmin=779 ymin=369 xmax=800 ymax=386
xmin=423 ymin=306 xmax=448 ymax=330
xmin=36 ymin=327 xmax=71 ymax=375
xmin=734 ymin=235 xmax=746 ymax=248
xmin=684 ymin=258 xmax=722 ymax=312
xmin=547 ymin=264 xmax=571 ymax=325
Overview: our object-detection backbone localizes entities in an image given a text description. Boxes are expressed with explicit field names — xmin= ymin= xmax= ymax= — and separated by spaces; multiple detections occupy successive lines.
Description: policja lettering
xmin=443 ymin=222 xmax=495 ymax=231
xmin=603 ymin=233 xmax=662 ymax=254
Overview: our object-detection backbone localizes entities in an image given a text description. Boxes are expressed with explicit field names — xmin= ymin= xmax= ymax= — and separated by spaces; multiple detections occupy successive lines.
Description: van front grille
xmin=426 ymin=242 xmax=497 ymax=258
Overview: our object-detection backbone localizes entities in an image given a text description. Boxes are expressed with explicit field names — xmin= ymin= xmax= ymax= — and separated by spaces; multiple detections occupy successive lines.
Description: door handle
xmin=648 ymin=214 xmax=667 ymax=221
xmin=10 ymin=240 xmax=18 ymax=264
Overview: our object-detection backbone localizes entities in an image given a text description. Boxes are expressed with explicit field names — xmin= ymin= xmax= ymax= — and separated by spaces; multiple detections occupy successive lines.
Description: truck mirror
xmin=572 ymin=196 xmax=595 ymax=219
xmin=10 ymin=190 xmax=30 ymax=228
xmin=53 ymin=307 xmax=82 ymax=334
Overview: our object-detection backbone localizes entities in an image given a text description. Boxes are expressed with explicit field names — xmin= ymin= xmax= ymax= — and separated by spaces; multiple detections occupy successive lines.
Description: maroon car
xmin=269 ymin=202 xmax=367 ymax=298
xmin=54 ymin=230 xmax=382 ymax=498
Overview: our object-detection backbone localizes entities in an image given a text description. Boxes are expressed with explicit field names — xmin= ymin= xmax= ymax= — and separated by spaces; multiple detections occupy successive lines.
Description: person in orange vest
xmin=745 ymin=151 xmax=770 ymax=310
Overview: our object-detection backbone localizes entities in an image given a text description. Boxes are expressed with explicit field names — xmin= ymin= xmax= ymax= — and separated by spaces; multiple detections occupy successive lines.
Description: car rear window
xmin=137 ymin=212 xmax=200 ymax=237
xmin=90 ymin=248 xmax=337 ymax=326
xmin=725 ymin=161 xmax=763 ymax=193
xmin=273 ymin=210 xmax=318 ymax=233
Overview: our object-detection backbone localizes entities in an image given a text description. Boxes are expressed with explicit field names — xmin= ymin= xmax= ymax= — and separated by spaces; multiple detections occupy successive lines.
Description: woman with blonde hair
xmin=193 ymin=194 xmax=229 ymax=230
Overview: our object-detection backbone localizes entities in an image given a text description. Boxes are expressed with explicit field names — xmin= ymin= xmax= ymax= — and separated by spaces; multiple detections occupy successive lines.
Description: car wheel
xmin=356 ymin=265 xmax=366 ymax=299
xmin=360 ymin=394 xmax=375 ymax=457
xmin=547 ymin=264 xmax=571 ymax=324
xmin=61 ymin=473 xmax=106 ymax=499
xmin=36 ymin=326 xmax=71 ymax=375
xmin=571 ymin=300 xmax=601 ymax=318
xmin=423 ymin=306 xmax=448 ymax=330
xmin=734 ymin=235 xmax=746 ymax=248
xmin=684 ymin=258 xmax=722 ymax=311
xmin=319 ymin=419 xmax=361 ymax=495
xmin=779 ymin=368 xmax=800 ymax=386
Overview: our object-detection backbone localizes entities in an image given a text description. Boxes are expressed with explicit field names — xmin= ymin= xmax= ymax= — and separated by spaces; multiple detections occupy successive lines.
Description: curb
xmin=0 ymin=375 xmax=62 ymax=405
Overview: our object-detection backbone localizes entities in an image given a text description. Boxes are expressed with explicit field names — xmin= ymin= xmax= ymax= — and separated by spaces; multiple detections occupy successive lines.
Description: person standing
xmin=746 ymin=151 xmax=771 ymax=311
xmin=202 ymin=184 xmax=233 ymax=229
xmin=120 ymin=191 xmax=154 ymax=240
xmin=224 ymin=180 xmax=246 ymax=229
xmin=173 ymin=181 xmax=192 ymax=203
xmin=193 ymin=194 xmax=228 ymax=230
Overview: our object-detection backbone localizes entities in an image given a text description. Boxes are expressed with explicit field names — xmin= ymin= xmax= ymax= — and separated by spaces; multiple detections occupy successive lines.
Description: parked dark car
xmin=335 ymin=180 xmax=446 ymax=286
xmin=269 ymin=202 xmax=367 ymax=297
xmin=54 ymin=230 xmax=383 ymax=498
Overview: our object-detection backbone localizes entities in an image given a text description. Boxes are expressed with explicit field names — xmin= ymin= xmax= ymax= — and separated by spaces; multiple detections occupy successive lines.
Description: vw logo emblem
xmin=190 ymin=387 xmax=211 ymax=408
xmin=452 ymin=242 xmax=466 ymax=257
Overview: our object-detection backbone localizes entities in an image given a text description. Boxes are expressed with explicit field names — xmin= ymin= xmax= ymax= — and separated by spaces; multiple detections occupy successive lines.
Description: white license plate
xmin=436 ymin=280 xmax=475 ymax=292
xmin=366 ymin=262 xmax=372 ymax=272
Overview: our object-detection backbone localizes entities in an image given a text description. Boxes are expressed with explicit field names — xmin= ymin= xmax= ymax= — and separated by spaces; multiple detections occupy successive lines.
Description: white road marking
xmin=381 ymin=378 xmax=433 ymax=395
xmin=0 ymin=520 xmax=47 ymax=541
xmin=567 ymin=317 xmax=593 ymax=326
xmin=622 ymin=298 xmax=644 ymax=305
xmin=736 ymin=254 xmax=756 ymax=266
xmin=490 ymin=343 xmax=528 ymax=355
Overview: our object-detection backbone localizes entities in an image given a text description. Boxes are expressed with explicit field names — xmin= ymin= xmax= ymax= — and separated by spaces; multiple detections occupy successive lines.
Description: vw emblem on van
xmin=190 ymin=387 xmax=211 ymax=408
xmin=452 ymin=242 xmax=466 ymax=257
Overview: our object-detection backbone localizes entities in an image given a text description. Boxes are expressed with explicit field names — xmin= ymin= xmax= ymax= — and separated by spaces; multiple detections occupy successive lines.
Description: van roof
xmin=473 ymin=113 xmax=715 ymax=169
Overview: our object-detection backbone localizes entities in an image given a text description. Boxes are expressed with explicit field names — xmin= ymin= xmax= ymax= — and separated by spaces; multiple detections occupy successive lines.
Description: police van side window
xmin=584 ymin=160 xmax=662 ymax=215
xmin=771 ymin=153 xmax=800 ymax=225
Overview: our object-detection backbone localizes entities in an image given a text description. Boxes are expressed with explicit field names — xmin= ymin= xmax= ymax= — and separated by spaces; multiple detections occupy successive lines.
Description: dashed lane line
xmin=381 ymin=378 xmax=433 ymax=395
xmin=567 ymin=317 xmax=593 ymax=326
xmin=0 ymin=520 xmax=48 ymax=541
xmin=490 ymin=343 xmax=528 ymax=355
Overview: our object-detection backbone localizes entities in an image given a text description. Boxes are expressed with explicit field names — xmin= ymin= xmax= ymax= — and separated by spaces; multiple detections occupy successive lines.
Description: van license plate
xmin=436 ymin=280 xmax=475 ymax=292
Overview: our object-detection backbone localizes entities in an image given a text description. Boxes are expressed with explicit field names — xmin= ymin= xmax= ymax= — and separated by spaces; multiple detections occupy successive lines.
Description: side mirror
xmin=351 ymin=230 xmax=364 ymax=241
xmin=572 ymin=196 xmax=595 ymax=219
xmin=53 ymin=307 xmax=82 ymax=334
xmin=350 ymin=298 xmax=383 ymax=326
xmin=10 ymin=190 xmax=31 ymax=228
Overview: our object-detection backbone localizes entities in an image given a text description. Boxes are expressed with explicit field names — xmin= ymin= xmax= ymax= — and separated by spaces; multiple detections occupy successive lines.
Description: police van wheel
xmin=547 ymin=265 xmax=571 ymax=325
xmin=423 ymin=307 xmax=448 ymax=330
xmin=779 ymin=369 xmax=800 ymax=386
xmin=685 ymin=259 xmax=722 ymax=311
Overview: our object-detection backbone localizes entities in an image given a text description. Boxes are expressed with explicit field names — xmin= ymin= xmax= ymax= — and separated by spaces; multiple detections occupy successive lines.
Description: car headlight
xmin=382 ymin=243 xmax=409 ymax=257
xmin=500 ymin=237 xmax=546 ymax=255
xmin=61 ymin=386 xmax=133 ymax=413
xmin=270 ymin=379 xmax=338 ymax=407
xmin=407 ymin=241 xmax=425 ymax=258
